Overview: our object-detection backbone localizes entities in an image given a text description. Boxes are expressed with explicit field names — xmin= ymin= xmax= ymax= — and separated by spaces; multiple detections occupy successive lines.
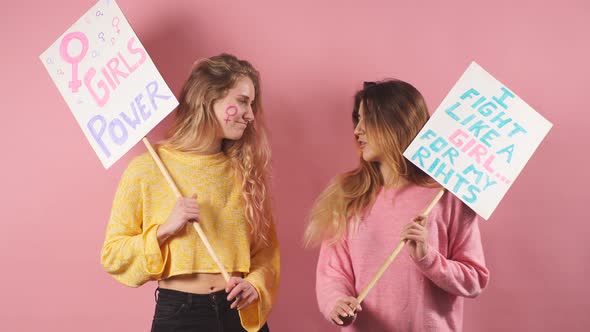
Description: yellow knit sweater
xmin=100 ymin=146 xmax=280 ymax=331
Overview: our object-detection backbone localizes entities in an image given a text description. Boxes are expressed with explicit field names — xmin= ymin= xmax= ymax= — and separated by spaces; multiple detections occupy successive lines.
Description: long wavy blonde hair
xmin=304 ymin=80 xmax=436 ymax=246
xmin=163 ymin=53 xmax=273 ymax=247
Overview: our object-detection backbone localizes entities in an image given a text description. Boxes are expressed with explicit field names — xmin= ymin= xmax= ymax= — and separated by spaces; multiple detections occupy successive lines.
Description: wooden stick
xmin=142 ymin=137 xmax=230 ymax=282
xmin=356 ymin=187 xmax=446 ymax=303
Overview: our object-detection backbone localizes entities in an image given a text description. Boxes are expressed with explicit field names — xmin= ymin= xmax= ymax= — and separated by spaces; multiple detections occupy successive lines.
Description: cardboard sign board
xmin=404 ymin=62 xmax=552 ymax=219
xmin=40 ymin=0 xmax=178 ymax=168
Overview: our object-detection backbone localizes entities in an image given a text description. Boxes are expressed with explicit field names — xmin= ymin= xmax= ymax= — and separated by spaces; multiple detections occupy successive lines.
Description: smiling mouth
xmin=359 ymin=141 xmax=367 ymax=149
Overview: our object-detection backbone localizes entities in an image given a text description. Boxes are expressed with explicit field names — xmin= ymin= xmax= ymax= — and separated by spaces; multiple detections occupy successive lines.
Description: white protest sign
xmin=404 ymin=62 xmax=552 ymax=219
xmin=40 ymin=0 xmax=178 ymax=168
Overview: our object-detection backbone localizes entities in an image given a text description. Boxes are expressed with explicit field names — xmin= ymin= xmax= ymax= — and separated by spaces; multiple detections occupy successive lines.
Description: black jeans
xmin=151 ymin=288 xmax=270 ymax=332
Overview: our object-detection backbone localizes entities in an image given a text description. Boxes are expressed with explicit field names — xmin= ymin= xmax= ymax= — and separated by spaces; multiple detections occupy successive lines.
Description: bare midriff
xmin=158 ymin=272 xmax=243 ymax=294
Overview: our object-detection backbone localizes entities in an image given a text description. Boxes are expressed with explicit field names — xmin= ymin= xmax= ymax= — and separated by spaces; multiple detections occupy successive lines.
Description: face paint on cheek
xmin=224 ymin=106 xmax=238 ymax=124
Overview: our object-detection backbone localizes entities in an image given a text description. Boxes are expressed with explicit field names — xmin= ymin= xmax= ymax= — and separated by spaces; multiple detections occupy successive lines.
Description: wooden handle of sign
xmin=356 ymin=187 xmax=446 ymax=304
xmin=142 ymin=137 xmax=230 ymax=282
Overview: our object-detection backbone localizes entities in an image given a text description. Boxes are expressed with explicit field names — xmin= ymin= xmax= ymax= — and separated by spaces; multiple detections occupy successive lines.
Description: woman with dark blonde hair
xmin=101 ymin=54 xmax=278 ymax=332
xmin=305 ymin=80 xmax=489 ymax=331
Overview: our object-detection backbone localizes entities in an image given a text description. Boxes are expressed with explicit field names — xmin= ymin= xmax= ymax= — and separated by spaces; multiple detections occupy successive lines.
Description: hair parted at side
xmin=304 ymin=79 xmax=437 ymax=247
xmin=163 ymin=53 xmax=273 ymax=247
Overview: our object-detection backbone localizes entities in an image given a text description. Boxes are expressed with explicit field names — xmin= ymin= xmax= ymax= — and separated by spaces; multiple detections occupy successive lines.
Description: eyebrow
xmin=237 ymin=94 xmax=254 ymax=102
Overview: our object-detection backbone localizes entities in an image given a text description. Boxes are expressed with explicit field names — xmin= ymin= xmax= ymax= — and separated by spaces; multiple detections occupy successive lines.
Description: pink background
xmin=2 ymin=0 xmax=588 ymax=330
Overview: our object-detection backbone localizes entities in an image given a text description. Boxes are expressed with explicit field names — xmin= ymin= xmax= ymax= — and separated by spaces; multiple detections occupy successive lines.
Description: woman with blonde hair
xmin=101 ymin=53 xmax=279 ymax=332
xmin=305 ymin=80 xmax=489 ymax=331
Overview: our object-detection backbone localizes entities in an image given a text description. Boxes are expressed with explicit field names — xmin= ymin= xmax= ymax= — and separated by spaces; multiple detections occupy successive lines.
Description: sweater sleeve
xmin=316 ymin=237 xmax=357 ymax=321
xmin=100 ymin=158 xmax=169 ymax=287
xmin=239 ymin=221 xmax=281 ymax=332
xmin=413 ymin=194 xmax=490 ymax=298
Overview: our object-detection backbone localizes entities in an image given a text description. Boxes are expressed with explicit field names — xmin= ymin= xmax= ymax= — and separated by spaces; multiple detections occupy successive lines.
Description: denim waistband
xmin=155 ymin=287 xmax=229 ymax=306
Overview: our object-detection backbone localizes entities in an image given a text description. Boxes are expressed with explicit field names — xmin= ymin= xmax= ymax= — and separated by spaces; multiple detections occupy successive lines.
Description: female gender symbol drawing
xmin=224 ymin=106 xmax=238 ymax=124
xmin=112 ymin=17 xmax=121 ymax=34
xmin=59 ymin=32 xmax=89 ymax=93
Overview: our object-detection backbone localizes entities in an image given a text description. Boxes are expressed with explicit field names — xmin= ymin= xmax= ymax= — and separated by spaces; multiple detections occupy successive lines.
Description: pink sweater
xmin=316 ymin=186 xmax=489 ymax=331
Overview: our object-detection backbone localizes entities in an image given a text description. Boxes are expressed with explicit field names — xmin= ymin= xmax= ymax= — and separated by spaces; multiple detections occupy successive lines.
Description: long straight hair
xmin=305 ymin=80 xmax=436 ymax=246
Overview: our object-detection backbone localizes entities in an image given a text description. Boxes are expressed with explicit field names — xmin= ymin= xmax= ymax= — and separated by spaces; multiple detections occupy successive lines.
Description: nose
xmin=243 ymin=105 xmax=255 ymax=122
xmin=353 ymin=120 xmax=364 ymax=136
